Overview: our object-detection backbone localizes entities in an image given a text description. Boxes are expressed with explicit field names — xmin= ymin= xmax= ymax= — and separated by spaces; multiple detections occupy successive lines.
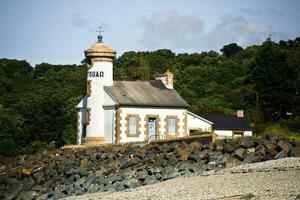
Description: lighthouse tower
xmin=78 ymin=32 xmax=116 ymax=145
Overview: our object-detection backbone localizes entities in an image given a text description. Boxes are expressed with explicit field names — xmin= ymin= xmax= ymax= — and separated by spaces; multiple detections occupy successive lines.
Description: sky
xmin=0 ymin=0 xmax=300 ymax=67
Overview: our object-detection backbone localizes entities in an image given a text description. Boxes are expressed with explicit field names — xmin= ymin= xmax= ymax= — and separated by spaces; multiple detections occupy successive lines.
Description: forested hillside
xmin=0 ymin=38 xmax=299 ymax=157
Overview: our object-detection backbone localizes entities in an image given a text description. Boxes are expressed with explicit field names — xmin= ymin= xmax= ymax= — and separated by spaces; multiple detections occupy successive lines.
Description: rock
xmin=244 ymin=153 xmax=261 ymax=164
xmin=121 ymin=168 xmax=136 ymax=179
xmin=274 ymin=150 xmax=288 ymax=159
xmin=82 ymin=176 xmax=96 ymax=190
xmin=21 ymin=177 xmax=35 ymax=191
xmin=188 ymin=151 xmax=207 ymax=162
xmin=112 ymin=181 xmax=125 ymax=192
xmin=61 ymin=184 xmax=74 ymax=195
xmin=203 ymin=142 xmax=214 ymax=150
xmin=135 ymin=169 xmax=148 ymax=180
xmin=226 ymin=157 xmax=241 ymax=168
xmin=167 ymin=142 xmax=180 ymax=152
xmin=74 ymin=187 xmax=85 ymax=196
xmin=144 ymin=175 xmax=157 ymax=185
xmin=3 ymin=180 xmax=23 ymax=200
xmin=290 ymin=147 xmax=300 ymax=157
xmin=33 ymin=170 xmax=45 ymax=184
xmin=18 ymin=190 xmax=38 ymax=200
xmin=277 ymin=140 xmax=293 ymax=153
xmin=214 ymin=140 xmax=224 ymax=151
xmin=162 ymin=167 xmax=179 ymax=180
xmin=178 ymin=149 xmax=191 ymax=161
xmin=235 ymin=148 xmax=246 ymax=160
xmin=21 ymin=168 xmax=33 ymax=176
xmin=189 ymin=142 xmax=203 ymax=152
xmin=223 ymin=141 xmax=239 ymax=153
xmin=178 ymin=161 xmax=205 ymax=173
xmin=263 ymin=141 xmax=278 ymax=156
xmin=124 ymin=178 xmax=141 ymax=189
xmin=295 ymin=194 xmax=300 ymax=200
xmin=239 ymin=137 xmax=255 ymax=148
xmin=87 ymin=183 xmax=99 ymax=193
xmin=118 ymin=156 xmax=131 ymax=169
xmin=75 ymin=177 xmax=87 ymax=187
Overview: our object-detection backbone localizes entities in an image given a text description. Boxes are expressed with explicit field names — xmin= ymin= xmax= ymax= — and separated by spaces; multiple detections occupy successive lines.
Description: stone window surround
xmin=125 ymin=114 xmax=141 ymax=137
xmin=164 ymin=115 xmax=179 ymax=139
xmin=183 ymin=111 xmax=188 ymax=136
xmin=115 ymin=108 xmax=122 ymax=144
xmin=144 ymin=115 xmax=161 ymax=141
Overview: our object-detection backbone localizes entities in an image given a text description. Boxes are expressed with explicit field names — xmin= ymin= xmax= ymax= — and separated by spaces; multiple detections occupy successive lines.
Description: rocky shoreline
xmin=1 ymin=135 xmax=300 ymax=200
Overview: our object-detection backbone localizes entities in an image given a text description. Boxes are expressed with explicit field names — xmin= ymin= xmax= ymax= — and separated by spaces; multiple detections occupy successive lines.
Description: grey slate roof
xmin=198 ymin=113 xmax=252 ymax=131
xmin=104 ymin=80 xmax=189 ymax=108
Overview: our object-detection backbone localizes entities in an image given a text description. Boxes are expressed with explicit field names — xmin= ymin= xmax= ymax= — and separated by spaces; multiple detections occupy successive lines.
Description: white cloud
xmin=139 ymin=10 xmax=204 ymax=50
xmin=139 ymin=11 xmax=291 ymax=52
xmin=205 ymin=15 xmax=290 ymax=50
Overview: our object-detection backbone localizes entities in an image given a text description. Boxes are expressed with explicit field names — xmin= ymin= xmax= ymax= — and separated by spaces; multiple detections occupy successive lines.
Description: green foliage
xmin=249 ymin=39 xmax=298 ymax=121
xmin=0 ymin=37 xmax=299 ymax=157
xmin=220 ymin=43 xmax=243 ymax=57
xmin=21 ymin=140 xmax=56 ymax=155
xmin=0 ymin=106 xmax=23 ymax=157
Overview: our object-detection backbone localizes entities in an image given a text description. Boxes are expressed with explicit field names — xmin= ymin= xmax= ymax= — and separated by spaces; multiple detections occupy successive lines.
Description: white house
xmin=76 ymin=36 xmax=193 ymax=145
xmin=199 ymin=111 xmax=253 ymax=138
xmin=76 ymin=36 xmax=251 ymax=145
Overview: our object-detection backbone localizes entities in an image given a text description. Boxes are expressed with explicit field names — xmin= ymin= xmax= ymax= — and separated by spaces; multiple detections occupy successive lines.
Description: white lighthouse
xmin=76 ymin=32 xmax=116 ymax=145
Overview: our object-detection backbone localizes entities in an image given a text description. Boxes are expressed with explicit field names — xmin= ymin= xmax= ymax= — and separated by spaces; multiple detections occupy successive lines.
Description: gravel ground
xmin=64 ymin=158 xmax=300 ymax=200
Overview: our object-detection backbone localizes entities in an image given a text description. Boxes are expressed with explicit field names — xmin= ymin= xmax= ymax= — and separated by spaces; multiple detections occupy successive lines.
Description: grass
xmin=264 ymin=123 xmax=300 ymax=143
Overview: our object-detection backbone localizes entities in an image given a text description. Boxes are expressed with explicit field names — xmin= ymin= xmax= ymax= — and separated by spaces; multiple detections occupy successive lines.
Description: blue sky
xmin=0 ymin=0 xmax=299 ymax=66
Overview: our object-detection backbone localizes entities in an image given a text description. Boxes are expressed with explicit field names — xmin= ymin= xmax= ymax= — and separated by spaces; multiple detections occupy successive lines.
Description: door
xmin=148 ymin=118 xmax=156 ymax=141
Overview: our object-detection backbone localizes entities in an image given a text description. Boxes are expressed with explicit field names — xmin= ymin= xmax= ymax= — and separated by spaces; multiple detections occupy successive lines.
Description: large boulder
xmin=277 ymin=140 xmax=293 ymax=153
xmin=124 ymin=178 xmax=142 ymax=189
xmin=289 ymin=146 xmax=300 ymax=157
xmin=178 ymin=149 xmax=191 ymax=161
xmin=214 ymin=140 xmax=225 ymax=152
xmin=226 ymin=157 xmax=241 ymax=168
xmin=144 ymin=175 xmax=158 ymax=185
xmin=274 ymin=150 xmax=288 ymax=159
xmin=234 ymin=148 xmax=247 ymax=160
xmin=189 ymin=141 xmax=204 ymax=152
xmin=263 ymin=140 xmax=278 ymax=156
xmin=223 ymin=141 xmax=239 ymax=153
xmin=239 ymin=137 xmax=255 ymax=148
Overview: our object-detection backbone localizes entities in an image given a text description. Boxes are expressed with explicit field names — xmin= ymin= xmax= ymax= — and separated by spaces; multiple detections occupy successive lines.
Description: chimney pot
xmin=165 ymin=69 xmax=173 ymax=89
xmin=237 ymin=110 xmax=244 ymax=118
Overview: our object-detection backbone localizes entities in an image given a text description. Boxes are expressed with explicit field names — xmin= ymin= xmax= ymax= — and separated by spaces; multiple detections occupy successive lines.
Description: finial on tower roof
xmin=96 ymin=27 xmax=104 ymax=43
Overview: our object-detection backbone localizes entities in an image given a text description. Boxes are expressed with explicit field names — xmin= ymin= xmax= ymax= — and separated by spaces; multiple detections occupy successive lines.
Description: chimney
xmin=165 ymin=69 xmax=173 ymax=89
xmin=237 ymin=110 xmax=244 ymax=118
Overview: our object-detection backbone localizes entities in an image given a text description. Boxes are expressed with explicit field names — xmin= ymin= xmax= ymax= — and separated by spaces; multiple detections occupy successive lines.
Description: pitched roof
xmin=104 ymin=80 xmax=189 ymax=108
xmin=198 ymin=113 xmax=252 ymax=131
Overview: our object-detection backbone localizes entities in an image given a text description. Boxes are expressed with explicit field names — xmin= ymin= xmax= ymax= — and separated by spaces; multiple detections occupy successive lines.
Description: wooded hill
xmin=0 ymin=37 xmax=299 ymax=157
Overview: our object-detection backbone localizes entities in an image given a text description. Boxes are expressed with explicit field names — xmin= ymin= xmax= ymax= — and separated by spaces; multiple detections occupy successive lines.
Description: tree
xmin=249 ymin=39 xmax=297 ymax=121
xmin=138 ymin=55 xmax=151 ymax=80
xmin=220 ymin=43 xmax=243 ymax=57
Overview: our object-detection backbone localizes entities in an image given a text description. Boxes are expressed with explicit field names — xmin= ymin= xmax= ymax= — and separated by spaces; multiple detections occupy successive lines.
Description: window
xmin=129 ymin=116 xmax=137 ymax=135
xmin=233 ymin=131 xmax=244 ymax=137
xmin=168 ymin=118 xmax=176 ymax=136
xmin=126 ymin=114 xmax=140 ymax=137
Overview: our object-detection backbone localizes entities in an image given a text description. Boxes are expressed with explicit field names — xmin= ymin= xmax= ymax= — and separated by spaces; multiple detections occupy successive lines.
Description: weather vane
xmin=97 ymin=27 xmax=104 ymax=43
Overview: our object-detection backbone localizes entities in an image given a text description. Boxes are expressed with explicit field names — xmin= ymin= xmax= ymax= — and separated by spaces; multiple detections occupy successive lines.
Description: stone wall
xmin=0 ymin=135 xmax=299 ymax=200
